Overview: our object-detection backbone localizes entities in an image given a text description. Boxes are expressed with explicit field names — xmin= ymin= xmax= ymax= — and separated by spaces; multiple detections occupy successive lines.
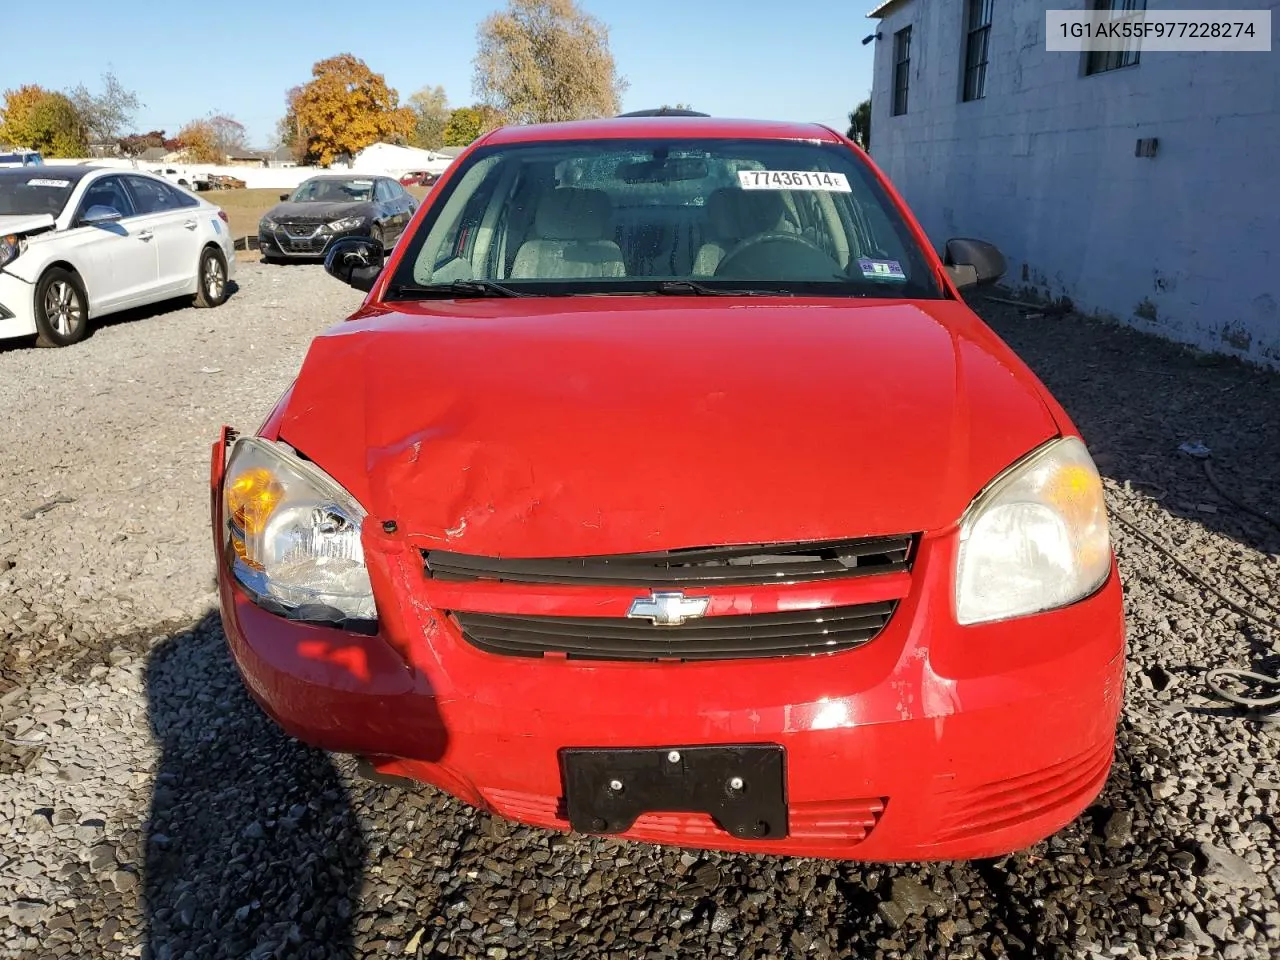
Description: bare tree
xmin=68 ymin=71 xmax=140 ymax=145
xmin=474 ymin=0 xmax=627 ymax=124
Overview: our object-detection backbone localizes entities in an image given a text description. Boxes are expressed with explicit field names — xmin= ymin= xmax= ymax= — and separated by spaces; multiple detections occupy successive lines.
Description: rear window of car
xmin=391 ymin=137 xmax=942 ymax=300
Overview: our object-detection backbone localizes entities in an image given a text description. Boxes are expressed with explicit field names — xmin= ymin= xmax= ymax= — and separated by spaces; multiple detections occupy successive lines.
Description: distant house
xmin=225 ymin=152 xmax=269 ymax=168
xmin=139 ymin=146 xmax=168 ymax=164
xmin=866 ymin=0 xmax=1279 ymax=367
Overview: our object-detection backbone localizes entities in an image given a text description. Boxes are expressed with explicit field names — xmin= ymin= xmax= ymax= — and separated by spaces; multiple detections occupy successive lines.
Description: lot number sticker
xmin=738 ymin=170 xmax=851 ymax=192
xmin=25 ymin=178 xmax=70 ymax=188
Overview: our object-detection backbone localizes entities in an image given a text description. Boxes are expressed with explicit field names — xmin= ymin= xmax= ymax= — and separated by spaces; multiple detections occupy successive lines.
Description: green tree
xmin=474 ymin=0 xmax=627 ymax=124
xmin=848 ymin=97 xmax=871 ymax=150
xmin=443 ymin=105 xmax=504 ymax=146
xmin=409 ymin=85 xmax=451 ymax=150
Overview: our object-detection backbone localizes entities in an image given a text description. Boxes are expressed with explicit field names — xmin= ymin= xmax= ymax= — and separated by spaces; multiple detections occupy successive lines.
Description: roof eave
xmin=867 ymin=0 xmax=910 ymax=18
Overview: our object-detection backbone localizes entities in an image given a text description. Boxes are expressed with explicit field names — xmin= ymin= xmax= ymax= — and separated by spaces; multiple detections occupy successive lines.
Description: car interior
xmin=412 ymin=149 xmax=917 ymax=288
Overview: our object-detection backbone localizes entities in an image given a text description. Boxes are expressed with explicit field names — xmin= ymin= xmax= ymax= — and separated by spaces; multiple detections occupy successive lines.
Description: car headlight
xmin=222 ymin=436 xmax=376 ymax=625
xmin=955 ymin=436 xmax=1111 ymax=625
xmin=0 ymin=234 xmax=20 ymax=270
xmin=327 ymin=216 xmax=366 ymax=232
xmin=260 ymin=217 xmax=278 ymax=231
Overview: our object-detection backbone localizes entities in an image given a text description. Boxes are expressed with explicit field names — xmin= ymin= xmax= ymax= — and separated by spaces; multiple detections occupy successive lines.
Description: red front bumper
xmin=211 ymin=434 xmax=1126 ymax=862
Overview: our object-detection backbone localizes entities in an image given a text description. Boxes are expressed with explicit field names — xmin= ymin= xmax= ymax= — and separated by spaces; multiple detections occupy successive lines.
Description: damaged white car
xmin=0 ymin=165 xmax=235 ymax=346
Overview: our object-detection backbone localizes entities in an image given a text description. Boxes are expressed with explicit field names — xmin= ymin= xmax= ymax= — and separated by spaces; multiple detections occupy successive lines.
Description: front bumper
xmin=258 ymin=223 xmax=369 ymax=259
xmin=0 ymin=271 xmax=36 ymax=341
xmin=212 ymin=438 xmax=1126 ymax=862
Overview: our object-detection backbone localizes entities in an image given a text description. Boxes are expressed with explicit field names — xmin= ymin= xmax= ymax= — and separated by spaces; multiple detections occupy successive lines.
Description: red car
xmin=399 ymin=170 xmax=440 ymax=188
xmin=211 ymin=116 xmax=1125 ymax=861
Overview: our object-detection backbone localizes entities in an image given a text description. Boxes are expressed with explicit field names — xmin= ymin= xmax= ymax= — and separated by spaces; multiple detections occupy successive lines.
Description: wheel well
xmin=39 ymin=261 xmax=84 ymax=292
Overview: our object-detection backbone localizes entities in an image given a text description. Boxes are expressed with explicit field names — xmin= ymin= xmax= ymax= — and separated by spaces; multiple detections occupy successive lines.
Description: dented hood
xmin=0 ymin=213 xmax=55 ymax=236
xmin=277 ymin=298 xmax=1061 ymax=556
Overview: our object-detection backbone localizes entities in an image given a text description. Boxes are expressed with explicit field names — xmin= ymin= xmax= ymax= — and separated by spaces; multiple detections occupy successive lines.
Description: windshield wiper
xmin=652 ymin=280 xmax=786 ymax=297
xmin=388 ymin=280 xmax=531 ymax=299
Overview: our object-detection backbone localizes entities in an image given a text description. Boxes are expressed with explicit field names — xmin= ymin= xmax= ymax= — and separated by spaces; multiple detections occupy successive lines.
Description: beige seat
xmin=509 ymin=188 xmax=626 ymax=279
xmin=692 ymin=188 xmax=795 ymax=276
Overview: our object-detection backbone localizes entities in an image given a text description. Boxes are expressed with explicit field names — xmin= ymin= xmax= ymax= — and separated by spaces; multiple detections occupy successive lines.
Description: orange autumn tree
xmin=292 ymin=54 xmax=415 ymax=166
xmin=0 ymin=84 xmax=88 ymax=156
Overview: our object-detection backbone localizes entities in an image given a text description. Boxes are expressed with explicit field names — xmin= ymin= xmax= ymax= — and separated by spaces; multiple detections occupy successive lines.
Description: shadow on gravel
xmin=97 ymin=281 xmax=244 ymax=338
xmin=143 ymin=610 xmax=364 ymax=959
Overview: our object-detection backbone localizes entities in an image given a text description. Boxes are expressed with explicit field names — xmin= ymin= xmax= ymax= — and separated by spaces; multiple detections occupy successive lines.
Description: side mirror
xmin=280 ymin=193 xmax=291 ymax=202
xmin=81 ymin=205 xmax=123 ymax=226
xmin=943 ymin=238 xmax=1006 ymax=289
xmin=324 ymin=237 xmax=384 ymax=292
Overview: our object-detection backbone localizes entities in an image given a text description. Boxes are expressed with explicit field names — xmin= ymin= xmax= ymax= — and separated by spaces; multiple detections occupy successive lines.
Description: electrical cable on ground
xmin=1202 ymin=458 xmax=1280 ymax=535
xmin=1109 ymin=508 xmax=1280 ymax=712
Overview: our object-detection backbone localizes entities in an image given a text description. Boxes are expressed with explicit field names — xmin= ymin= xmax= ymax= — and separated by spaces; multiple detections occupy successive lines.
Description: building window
xmin=1086 ymin=0 xmax=1146 ymax=74
xmin=963 ymin=0 xmax=993 ymax=101
xmin=892 ymin=26 xmax=911 ymax=116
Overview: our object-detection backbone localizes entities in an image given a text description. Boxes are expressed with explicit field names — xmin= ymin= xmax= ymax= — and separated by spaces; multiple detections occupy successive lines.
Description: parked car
xmin=257 ymin=174 xmax=416 ymax=263
xmin=149 ymin=167 xmax=199 ymax=191
xmin=399 ymin=170 xmax=440 ymax=188
xmin=0 ymin=165 xmax=234 ymax=346
xmin=211 ymin=115 xmax=1124 ymax=862
xmin=0 ymin=150 xmax=44 ymax=168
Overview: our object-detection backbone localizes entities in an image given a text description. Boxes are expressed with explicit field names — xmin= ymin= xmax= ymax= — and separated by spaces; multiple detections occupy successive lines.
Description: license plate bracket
xmin=559 ymin=744 xmax=787 ymax=840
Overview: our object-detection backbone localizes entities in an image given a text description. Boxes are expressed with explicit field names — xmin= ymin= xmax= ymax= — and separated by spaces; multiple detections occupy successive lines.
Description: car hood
xmin=275 ymin=298 xmax=1062 ymax=556
xmin=0 ymin=213 xmax=56 ymax=237
xmin=264 ymin=201 xmax=374 ymax=221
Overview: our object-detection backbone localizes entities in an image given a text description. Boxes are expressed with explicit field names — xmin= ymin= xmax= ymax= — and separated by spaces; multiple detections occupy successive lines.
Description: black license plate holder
xmin=560 ymin=744 xmax=787 ymax=840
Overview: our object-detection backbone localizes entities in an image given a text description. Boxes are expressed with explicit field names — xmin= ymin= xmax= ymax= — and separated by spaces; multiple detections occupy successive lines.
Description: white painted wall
xmin=869 ymin=0 xmax=1280 ymax=367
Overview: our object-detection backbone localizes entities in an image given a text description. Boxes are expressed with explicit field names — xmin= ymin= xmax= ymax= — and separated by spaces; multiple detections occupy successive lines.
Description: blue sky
xmin=1 ymin=0 xmax=876 ymax=146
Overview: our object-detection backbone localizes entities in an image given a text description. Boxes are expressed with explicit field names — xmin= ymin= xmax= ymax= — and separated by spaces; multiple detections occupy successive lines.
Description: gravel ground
xmin=1 ymin=267 xmax=1278 ymax=959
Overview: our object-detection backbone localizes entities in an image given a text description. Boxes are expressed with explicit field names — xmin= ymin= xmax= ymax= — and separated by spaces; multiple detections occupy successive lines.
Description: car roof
xmin=481 ymin=115 xmax=845 ymax=146
xmin=0 ymin=164 xmax=98 ymax=183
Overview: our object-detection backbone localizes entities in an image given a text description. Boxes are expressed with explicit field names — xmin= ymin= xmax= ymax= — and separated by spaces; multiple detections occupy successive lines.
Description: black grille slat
xmin=449 ymin=601 xmax=896 ymax=662
xmin=425 ymin=535 xmax=916 ymax=587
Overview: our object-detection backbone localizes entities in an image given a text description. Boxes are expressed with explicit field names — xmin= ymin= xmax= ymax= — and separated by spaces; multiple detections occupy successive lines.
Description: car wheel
xmin=195 ymin=246 xmax=230 ymax=308
xmin=34 ymin=267 xmax=89 ymax=348
xmin=371 ymin=224 xmax=386 ymax=253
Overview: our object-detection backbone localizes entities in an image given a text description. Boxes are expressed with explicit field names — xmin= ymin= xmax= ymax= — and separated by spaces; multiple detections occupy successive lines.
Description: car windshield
xmin=291 ymin=178 xmax=374 ymax=203
xmin=0 ymin=172 xmax=74 ymax=217
xmin=390 ymin=137 xmax=942 ymax=299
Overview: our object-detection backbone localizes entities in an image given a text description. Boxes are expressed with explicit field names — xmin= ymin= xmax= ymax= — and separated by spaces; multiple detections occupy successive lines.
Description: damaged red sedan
xmin=211 ymin=115 xmax=1125 ymax=861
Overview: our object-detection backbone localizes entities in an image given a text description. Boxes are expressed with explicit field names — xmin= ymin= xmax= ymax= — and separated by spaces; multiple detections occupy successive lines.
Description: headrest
xmin=704 ymin=187 xmax=788 ymax=238
xmin=535 ymin=188 xmax=614 ymax=240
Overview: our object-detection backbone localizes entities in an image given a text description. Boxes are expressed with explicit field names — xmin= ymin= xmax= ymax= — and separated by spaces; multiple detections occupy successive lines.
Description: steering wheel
xmin=714 ymin=232 xmax=841 ymax=280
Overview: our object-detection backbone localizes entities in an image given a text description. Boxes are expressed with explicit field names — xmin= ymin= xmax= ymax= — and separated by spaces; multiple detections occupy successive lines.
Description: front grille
xmin=425 ymin=535 xmax=915 ymax=587
xmin=449 ymin=600 xmax=896 ymax=661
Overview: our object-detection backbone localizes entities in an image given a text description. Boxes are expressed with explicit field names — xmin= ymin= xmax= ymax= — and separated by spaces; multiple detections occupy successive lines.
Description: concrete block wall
xmin=869 ymin=0 xmax=1280 ymax=367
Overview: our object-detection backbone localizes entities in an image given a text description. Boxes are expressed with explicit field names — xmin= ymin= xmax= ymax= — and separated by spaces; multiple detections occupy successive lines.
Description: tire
xmin=195 ymin=246 xmax=229 ymax=308
xmin=371 ymin=224 xmax=386 ymax=253
xmin=34 ymin=267 xmax=89 ymax=348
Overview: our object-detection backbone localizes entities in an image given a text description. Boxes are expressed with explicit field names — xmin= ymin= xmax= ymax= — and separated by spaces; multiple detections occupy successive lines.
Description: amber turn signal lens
xmin=227 ymin=467 xmax=284 ymax=534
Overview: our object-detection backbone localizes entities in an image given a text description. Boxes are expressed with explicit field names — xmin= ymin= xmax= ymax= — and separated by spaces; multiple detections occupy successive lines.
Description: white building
xmin=866 ymin=0 xmax=1280 ymax=367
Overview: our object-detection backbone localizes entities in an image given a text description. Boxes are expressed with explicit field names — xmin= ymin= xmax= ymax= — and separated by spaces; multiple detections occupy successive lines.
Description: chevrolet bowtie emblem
xmin=626 ymin=591 xmax=711 ymax=626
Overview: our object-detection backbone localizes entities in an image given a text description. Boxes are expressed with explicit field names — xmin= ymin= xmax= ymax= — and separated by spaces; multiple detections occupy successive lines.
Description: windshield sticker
xmin=25 ymin=178 xmax=70 ymax=188
xmin=858 ymin=258 xmax=907 ymax=281
xmin=738 ymin=170 xmax=851 ymax=192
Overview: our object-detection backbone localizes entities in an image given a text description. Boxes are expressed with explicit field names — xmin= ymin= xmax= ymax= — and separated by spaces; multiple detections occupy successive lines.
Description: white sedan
xmin=0 ymin=165 xmax=236 ymax=346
